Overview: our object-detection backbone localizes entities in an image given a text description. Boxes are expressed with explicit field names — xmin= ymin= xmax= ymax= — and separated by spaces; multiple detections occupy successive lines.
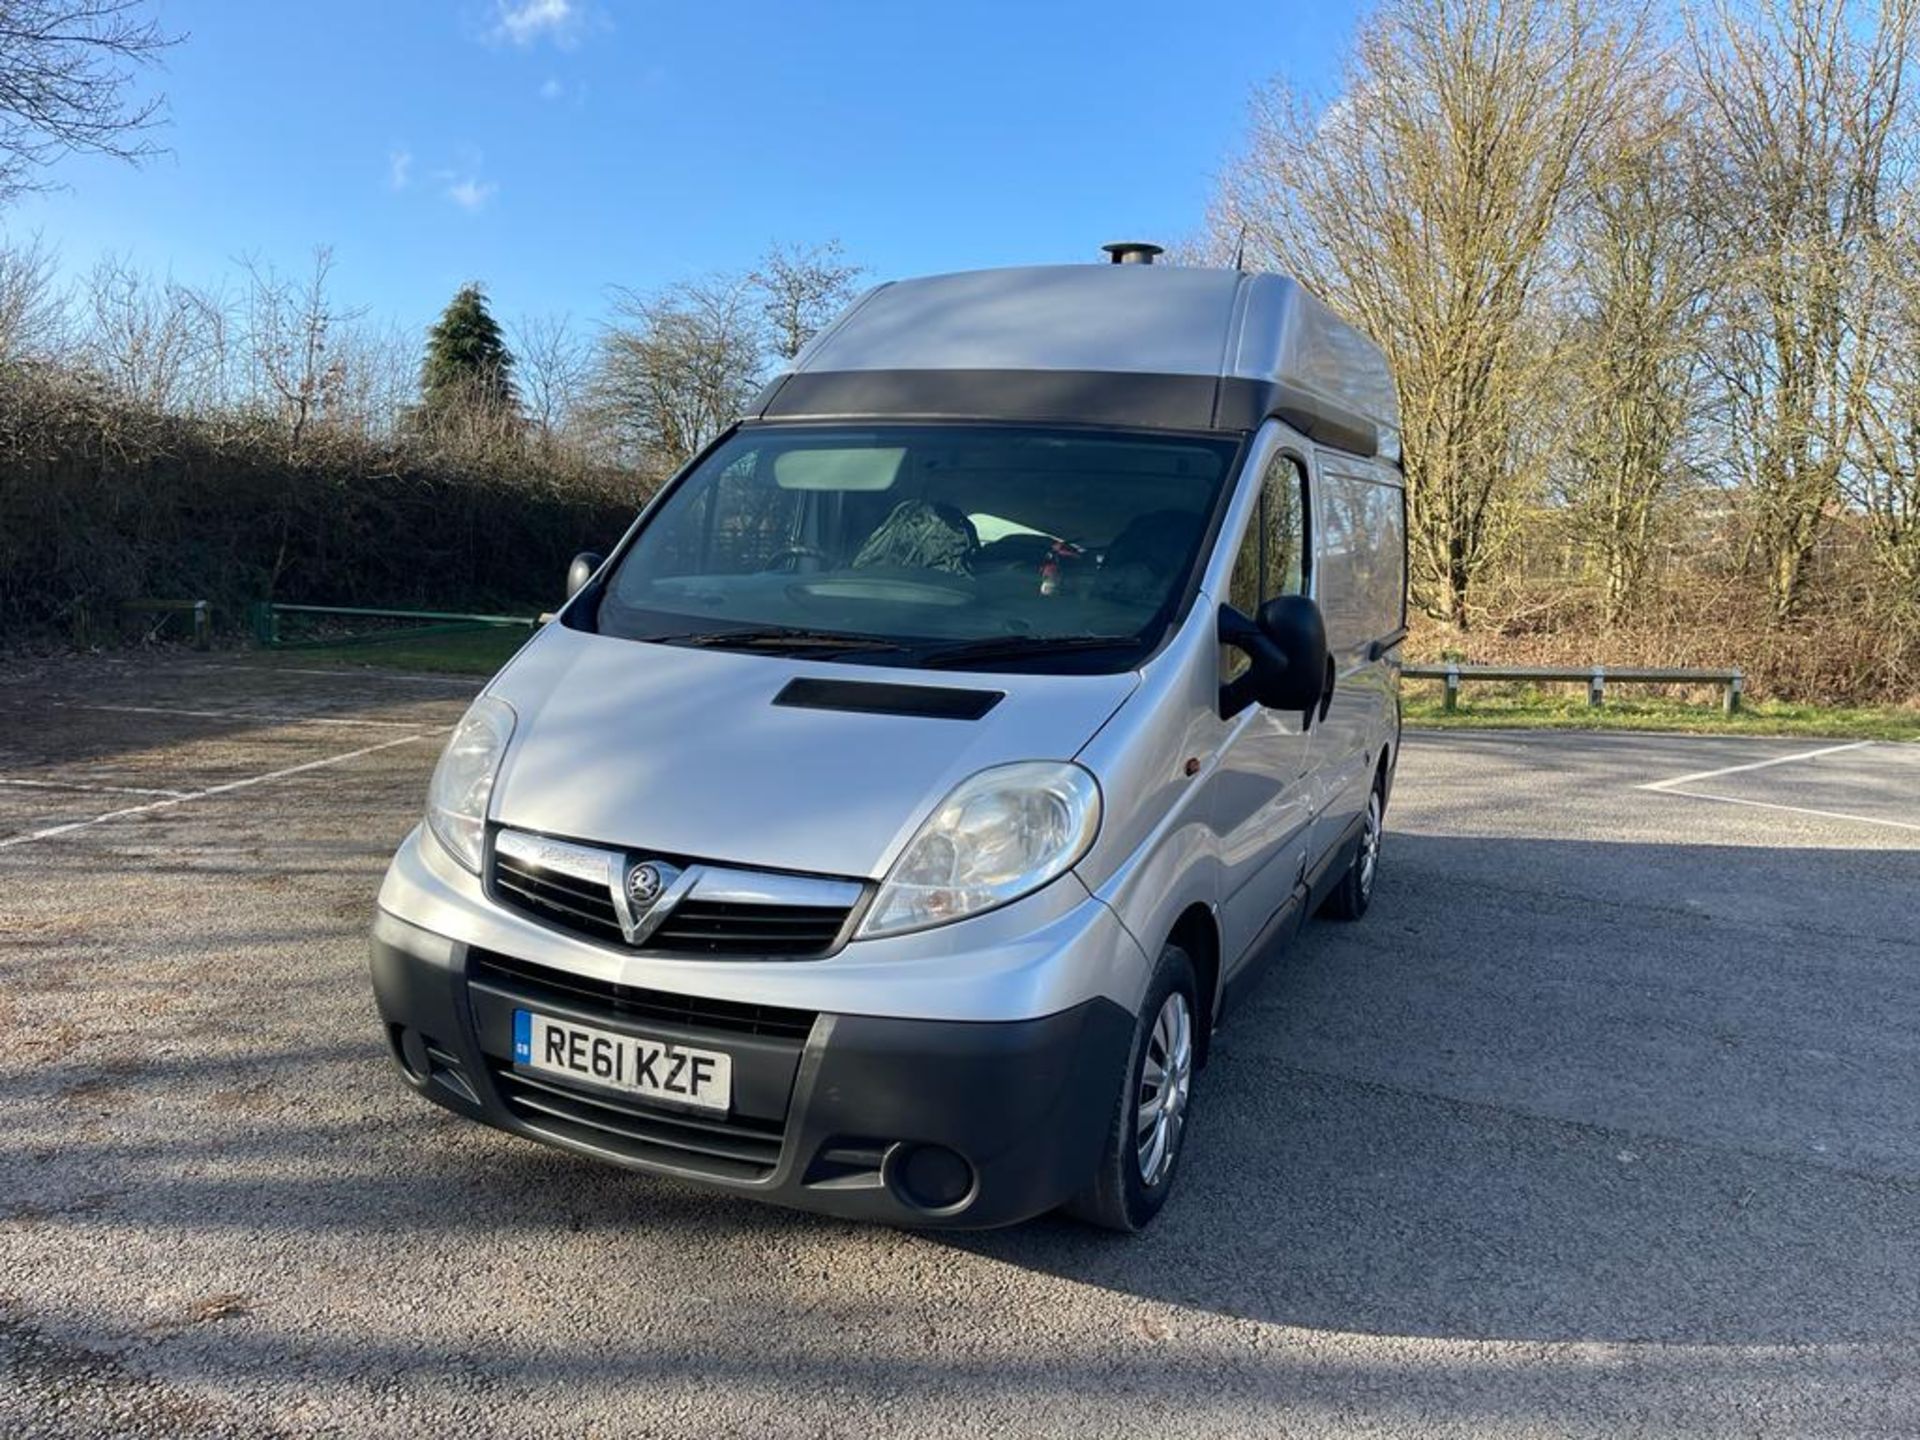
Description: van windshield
xmin=589 ymin=424 xmax=1240 ymax=672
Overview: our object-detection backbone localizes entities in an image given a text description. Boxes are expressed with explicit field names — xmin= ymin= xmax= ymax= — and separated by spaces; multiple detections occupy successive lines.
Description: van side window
xmin=1316 ymin=464 xmax=1404 ymax=647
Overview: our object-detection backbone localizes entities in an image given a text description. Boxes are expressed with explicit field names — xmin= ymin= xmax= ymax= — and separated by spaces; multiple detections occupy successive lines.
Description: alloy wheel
xmin=1135 ymin=990 xmax=1194 ymax=1188
xmin=1359 ymin=788 xmax=1383 ymax=897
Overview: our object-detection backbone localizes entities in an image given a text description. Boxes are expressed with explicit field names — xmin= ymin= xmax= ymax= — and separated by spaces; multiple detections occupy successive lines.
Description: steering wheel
xmin=761 ymin=544 xmax=834 ymax=572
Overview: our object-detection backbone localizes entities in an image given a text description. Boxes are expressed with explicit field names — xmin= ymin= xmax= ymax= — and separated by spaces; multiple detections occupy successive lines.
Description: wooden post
xmin=1444 ymin=664 xmax=1460 ymax=713
xmin=1589 ymin=666 xmax=1605 ymax=708
xmin=192 ymin=600 xmax=211 ymax=651
xmin=1725 ymin=671 xmax=1743 ymax=716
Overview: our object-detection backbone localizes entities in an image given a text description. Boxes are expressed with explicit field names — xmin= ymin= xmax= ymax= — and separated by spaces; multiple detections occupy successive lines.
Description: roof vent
xmin=1101 ymin=241 xmax=1163 ymax=266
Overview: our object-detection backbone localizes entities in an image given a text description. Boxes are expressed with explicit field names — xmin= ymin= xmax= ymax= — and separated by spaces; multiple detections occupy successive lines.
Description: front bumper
xmin=371 ymin=909 xmax=1134 ymax=1228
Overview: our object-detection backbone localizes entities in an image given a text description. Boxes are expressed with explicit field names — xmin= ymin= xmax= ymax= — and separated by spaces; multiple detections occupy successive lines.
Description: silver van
xmin=370 ymin=249 xmax=1408 ymax=1231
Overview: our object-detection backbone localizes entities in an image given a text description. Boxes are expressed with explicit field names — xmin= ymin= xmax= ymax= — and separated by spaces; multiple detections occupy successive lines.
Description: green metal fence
xmin=248 ymin=602 xmax=541 ymax=650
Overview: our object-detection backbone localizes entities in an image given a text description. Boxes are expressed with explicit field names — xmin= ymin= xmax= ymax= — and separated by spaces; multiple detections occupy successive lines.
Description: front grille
xmin=492 ymin=850 xmax=625 ymax=944
xmin=488 ymin=1061 xmax=785 ymax=1180
xmin=467 ymin=949 xmax=818 ymax=1042
xmin=648 ymin=900 xmax=852 ymax=957
xmin=486 ymin=831 xmax=861 ymax=959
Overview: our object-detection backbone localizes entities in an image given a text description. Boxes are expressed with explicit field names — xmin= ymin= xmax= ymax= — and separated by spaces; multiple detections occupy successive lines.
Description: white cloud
xmin=538 ymin=76 xmax=565 ymax=101
xmin=387 ymin=147 xmax=413 ymax=190
xmin=445 ymin=176 xmax=499 ymax=212
xmin=492 ymin=0 xmax=579 ymax=47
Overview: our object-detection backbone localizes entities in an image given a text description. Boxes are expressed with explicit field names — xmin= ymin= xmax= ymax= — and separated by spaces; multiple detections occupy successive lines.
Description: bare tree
xmin=511 ymin=310 xmax=588 ymax=446
xmin=1687 ymin=0 xmax=1920 ymax=622
xmin=1556 ymin=86 xmax=1715 ymax=626
xmin=328 ymin=317 xmax=417 ymax=443
xmin=168 ymin=280 xmax=237 ymax=418
xmin=0 ymin=229 xmax=61 ymax=358
xmin=591 ymin=275 xmax=763 ymax=472
xmin=76 ymin=252 xmax=200 ymax=410
xmin=1210 ymin=0 xmax=1645 ymax=627
xmin=752 ymin=239 xmax=863 ymax=362
xmin=0 ymin=0 xmax=176 ymax=202
xmin=242 ymin=246 xmax=359 ymax=454
xmin=1851 ymin=225 xmax=1920 ymax=636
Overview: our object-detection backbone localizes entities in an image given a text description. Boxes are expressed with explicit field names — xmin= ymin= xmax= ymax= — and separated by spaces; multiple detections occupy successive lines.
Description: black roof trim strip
xmin=759 ymin=368 xmax=1219 ymax=432
xmin=757 ymin=368 xmax=1378 ymax=456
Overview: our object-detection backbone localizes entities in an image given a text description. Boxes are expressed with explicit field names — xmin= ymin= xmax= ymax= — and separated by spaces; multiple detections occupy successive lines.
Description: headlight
xmin=425 ymin=695 xmax=516 ymax=873
xmin=859 ymin=761 xmax=1101 ymax=939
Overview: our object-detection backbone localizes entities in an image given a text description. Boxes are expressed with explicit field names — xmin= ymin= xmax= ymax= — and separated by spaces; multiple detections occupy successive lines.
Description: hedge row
xmin=0 ymin=372 xmax=643 ymax=643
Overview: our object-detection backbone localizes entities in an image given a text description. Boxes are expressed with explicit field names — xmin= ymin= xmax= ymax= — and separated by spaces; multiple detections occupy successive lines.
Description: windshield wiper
xmin=653 ymin=626 xmax=912 ymax=656
xmin=916 ymin=633 xmax=1138 ymax=668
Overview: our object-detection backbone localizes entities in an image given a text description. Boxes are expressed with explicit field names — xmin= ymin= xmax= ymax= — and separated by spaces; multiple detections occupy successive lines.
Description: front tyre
xmin=1066 ymin=943 xmax=1198 ymax=1233
xmin=1322 ymin=774 xmax=1385 ymax=921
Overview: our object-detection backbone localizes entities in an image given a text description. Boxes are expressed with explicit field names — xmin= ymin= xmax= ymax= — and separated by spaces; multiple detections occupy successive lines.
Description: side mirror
xmin=565 ymin=551 xmax=603 ymax=601
xmin=1255 ymin=595 xmax=1328 ymax=711
xmin=1218 ymin=595 xmax=1328 ymax=717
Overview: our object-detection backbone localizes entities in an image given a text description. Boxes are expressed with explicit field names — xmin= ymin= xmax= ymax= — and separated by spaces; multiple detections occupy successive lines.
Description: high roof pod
xmin=754 ymin=264 xmax=1400 ymax=460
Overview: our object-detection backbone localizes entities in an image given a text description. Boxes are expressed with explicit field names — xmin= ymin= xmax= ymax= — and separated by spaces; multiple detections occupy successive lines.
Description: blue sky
xmin=5 ymin=0 xmax=1359 ymax=334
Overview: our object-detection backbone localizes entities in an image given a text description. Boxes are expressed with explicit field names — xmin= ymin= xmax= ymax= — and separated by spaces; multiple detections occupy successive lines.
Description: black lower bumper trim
xmin=370 ymin=918 xmax=1134 ymax=1229
xmin=489 ymin=1061 xmax=786 ymax=1178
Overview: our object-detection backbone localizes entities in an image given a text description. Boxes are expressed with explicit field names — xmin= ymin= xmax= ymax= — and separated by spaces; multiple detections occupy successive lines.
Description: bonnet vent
xmin=773 ymin=678 xmax=1003 ymax=721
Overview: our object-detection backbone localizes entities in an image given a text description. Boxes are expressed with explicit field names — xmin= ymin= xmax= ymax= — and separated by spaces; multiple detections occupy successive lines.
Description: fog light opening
xmin=393 ymin=1025 xmax=432 ymax=1083
xmin=882 ymin=1142 xmax=978 ymax=1216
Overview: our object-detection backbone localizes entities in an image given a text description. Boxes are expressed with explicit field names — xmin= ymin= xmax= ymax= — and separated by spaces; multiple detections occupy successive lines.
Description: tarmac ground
xmin=2 ymin=653 xmax=1917 ymax=1438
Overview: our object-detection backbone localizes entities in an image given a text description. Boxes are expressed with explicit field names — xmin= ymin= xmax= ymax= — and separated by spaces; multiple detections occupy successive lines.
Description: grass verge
xmin=259 ymin=625 xmax=530 ymax=675
xmin=1402 ymin=681 xmax=1920 ymax=741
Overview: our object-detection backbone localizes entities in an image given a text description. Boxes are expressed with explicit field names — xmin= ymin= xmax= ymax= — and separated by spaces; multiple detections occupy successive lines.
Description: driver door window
xmin=1262 ymin=456 xmax=1308 ymax=600
xmin=1222 ymin=453 xmax=1311 ymax=678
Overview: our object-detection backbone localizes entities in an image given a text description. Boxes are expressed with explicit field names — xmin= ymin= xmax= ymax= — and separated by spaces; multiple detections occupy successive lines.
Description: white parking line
xmin=1637 ymin=740 xmax=1875 ymax=792
xmin=263 ymin=667 xmax=480 ymax=687
xmin=0 ymin=777 xmax=190 ymax=799
xmin=0 ymin=733 xmax=433 ymax=851
xmin=53 ymin=702 xmax=424 ymax=729
xmin=1646 ymin=787 xmax=1920 ymax=834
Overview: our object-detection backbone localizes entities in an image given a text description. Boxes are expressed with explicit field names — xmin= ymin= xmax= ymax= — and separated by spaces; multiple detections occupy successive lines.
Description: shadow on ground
xmin=8 ymin=829 xmax=1917 ymax=1356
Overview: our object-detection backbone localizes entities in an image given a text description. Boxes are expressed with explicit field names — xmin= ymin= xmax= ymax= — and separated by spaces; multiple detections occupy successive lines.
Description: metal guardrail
xmin=121 ymin=598 xmax=213 ymax=650
xmin=249 ymin=603 xmax=540 ymax=650
xmin=1403 ymin=663 xmax=1744 ymax=715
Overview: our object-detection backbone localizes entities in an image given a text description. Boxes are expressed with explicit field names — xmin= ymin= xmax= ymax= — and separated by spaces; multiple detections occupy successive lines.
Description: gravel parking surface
xmin=3 ymin=654 xmax=1917 ymax=1438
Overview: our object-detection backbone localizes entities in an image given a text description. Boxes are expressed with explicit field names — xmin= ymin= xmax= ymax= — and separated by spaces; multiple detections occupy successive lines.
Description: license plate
xmin=512 ymin=1011 xmax=732 ymax=1113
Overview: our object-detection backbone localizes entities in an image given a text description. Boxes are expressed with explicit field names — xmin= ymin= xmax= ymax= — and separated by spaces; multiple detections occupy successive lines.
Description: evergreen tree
xmin=420 ymin=282 xmax=517 ymax=422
